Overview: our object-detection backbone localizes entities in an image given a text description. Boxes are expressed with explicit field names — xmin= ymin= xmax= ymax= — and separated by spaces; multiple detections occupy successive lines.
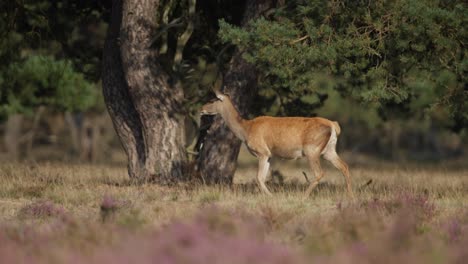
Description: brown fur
xmin=201 ymin=93 xmax=353 ymax=198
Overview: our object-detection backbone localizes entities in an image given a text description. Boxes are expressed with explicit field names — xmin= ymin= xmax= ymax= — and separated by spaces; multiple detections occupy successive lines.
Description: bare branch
xmin=150 ymin=17 xmax=183 ymax=48
xmin=173 ymin=0 xmax=196 ymax=67
xmin=159 ymin=0 xmax=174 ymax=54
xmin=289 ymin=35 xmax=309 ymax=45
xmin=302 ymin=171 xmax=310 ymax=183
xmin=358 ymin=179 xmax=373 ymax=191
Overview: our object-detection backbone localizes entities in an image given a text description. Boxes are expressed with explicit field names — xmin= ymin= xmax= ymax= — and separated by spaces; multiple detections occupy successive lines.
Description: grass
xmin=0 ymin=153 xmax=467 ymax=263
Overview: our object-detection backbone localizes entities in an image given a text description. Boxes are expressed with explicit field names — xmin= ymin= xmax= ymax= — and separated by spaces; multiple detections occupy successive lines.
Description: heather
xmin=0 ymin=162 xmax=466 ymax=263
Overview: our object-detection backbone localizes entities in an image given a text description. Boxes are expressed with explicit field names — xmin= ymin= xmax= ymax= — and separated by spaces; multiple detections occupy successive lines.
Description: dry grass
xmin=0 ymin=152 xmax=467 ymax=263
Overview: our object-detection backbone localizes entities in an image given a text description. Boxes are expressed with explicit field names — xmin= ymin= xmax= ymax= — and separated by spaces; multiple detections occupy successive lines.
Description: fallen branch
xmin=359 ymin=179 xmax=373 ymax=190
xmin=302 ymin=171 xmax=310 ymax=183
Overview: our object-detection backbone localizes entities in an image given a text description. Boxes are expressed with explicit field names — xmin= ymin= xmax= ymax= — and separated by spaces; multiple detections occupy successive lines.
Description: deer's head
xmin=200 ymin=89 xmax=228 ymax=115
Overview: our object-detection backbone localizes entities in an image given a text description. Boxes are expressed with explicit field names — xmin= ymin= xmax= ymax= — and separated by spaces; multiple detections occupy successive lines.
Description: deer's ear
xmin=212 ymin=75 xmax=224 ymax=101
xmin=216 ymin=93 xmax=225 ymax=101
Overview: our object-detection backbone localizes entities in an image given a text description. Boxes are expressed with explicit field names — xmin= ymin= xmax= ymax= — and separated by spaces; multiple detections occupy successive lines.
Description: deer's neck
xmin=220 ymin=101 xmax=249 ymax=142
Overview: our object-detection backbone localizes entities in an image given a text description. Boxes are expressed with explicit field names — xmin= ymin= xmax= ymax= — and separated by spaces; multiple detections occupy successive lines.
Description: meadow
xmin=0 ymin=149 xmax=467 ymax=263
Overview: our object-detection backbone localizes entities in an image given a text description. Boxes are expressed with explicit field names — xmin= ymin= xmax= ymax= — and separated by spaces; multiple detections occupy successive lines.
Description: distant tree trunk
xmin=102 ymin=0 xmax=187 ymax=182
xmin=78 ymin=115 xmax=98 ymax=163
xmin=89 ymin=116 xmax=102 ymax=163
xmin=4 ymin=114 xmax=23 ymax=161
xmin=25 ymin=106 xmax=45 ymax=158
xmin=196 ymin=0 xmax=276 ymax=184
xmin=64 ymin=112 xmax=81 ymax=156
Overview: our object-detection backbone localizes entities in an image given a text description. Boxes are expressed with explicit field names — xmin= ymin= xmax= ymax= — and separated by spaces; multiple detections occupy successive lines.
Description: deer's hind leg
xmin=256 ymin=156 xmax=272 ymax=196
xmin=323 ymin=150 xmax=354 ymax=199
xmin=304 ymin=149 xmax=324 ymax=197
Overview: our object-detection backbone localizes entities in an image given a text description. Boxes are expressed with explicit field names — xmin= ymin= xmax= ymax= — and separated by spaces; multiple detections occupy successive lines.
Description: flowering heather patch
xmin=0 ymin=163 xmax=466 ymax=264
xmin=90 ymin=209 xmax=304 ymax=264
xmin=304 ymin=193 xmax=468 ymax=264
xmin=1 ymin=207 xmax=304 ymax=264
xmin=310 ymin=214 xmax=468 ymax=264
xmin=362 ymin=191 xmax=436 ymax=221
xmin=18 ymin=200 xmax=68 ymax=220
xmin=101 ymin=195 xmax=121 ymax=211
xmin=445 ymin=219 xmax=462 ymax=243
xmin=100 ymin=195 xmax=121 ymax=221
xmin=0 ymin=237 xmax=33 ymax=264
xmin=100 ymin=194 xmax=133 ymax=223
xmin=0 ymin=197 xmax=467 ymax=264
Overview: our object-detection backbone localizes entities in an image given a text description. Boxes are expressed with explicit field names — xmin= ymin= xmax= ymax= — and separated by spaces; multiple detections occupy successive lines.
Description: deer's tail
xmin=332 ymin=121 xmax=341 ymax=136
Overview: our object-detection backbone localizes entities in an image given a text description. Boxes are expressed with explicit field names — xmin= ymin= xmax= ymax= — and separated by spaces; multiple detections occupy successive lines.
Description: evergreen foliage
xmin=0 ymin=55 xmax=96 ymax=116
xmin=219 ymin=0 xmax=467 ymax=130
xmin=0 ymin=1 xmax=106 ymax=118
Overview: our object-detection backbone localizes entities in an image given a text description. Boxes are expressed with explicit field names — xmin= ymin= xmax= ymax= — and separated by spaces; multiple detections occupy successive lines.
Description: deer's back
xmin=245 ymin=116 xmax=333 ymax=158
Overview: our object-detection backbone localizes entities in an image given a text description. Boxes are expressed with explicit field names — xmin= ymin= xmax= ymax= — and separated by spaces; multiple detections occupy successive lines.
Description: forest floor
xmin=0 ymin=149 xmax=467 ymax=263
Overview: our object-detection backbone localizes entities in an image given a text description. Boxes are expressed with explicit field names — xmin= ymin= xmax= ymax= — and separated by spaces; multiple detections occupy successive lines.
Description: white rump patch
xmin=321 ymin=127 xmax=337 ymax=159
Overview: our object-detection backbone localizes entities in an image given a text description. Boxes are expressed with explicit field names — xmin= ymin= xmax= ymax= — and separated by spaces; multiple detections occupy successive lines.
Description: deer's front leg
xmin=257 ymin=156 xmax=272 ymax=196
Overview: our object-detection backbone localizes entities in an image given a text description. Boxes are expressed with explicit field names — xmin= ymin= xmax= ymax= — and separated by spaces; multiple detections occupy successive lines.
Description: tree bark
xmin=195 ymin=0 xmax=276 ymax=184
xmin=102 ymin=0 xmax=187 ymax=182
xmin=103 ymin=0 xmax=148 ymax=180
xmin=120 ymin=0 xmax=186 ymax=182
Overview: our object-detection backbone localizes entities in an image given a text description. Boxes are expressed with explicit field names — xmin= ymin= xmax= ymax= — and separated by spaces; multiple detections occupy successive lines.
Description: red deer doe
xmin=200 ymin=89 xmax=354 ymax=198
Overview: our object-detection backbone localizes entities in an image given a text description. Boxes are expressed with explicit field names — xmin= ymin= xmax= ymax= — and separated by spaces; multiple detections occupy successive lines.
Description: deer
xmin=200 ymin=88 xmax=354 ymax=199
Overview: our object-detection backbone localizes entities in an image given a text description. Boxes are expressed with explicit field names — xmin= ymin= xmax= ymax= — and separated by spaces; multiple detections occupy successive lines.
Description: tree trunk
xmin=195 ymin=0 xmax=276 ymax=184
xmin=64 ymin=112 xmax=81 ymax=156
xmin=102 ymin=0 xmax=148 ymax=180
xmin=102 ymin=0 xmax=187 ymax=182
xmin=25 ymin=106 xmax=45 ymax=159
xmin=120 ymin=0 xmax=186 ymax=182
xmin=90 ymin=116 xmax=102 ymax=163
xmin=4 ymin=114 xmax=23 ymax=161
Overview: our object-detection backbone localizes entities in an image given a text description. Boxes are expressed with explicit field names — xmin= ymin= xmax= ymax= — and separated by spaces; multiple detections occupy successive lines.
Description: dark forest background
xmin=0 ymin=0 xmax=466 ymax=165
